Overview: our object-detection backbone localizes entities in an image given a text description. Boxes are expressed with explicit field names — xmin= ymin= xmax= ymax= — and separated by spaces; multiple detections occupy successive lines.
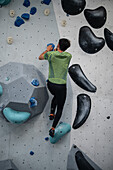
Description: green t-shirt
xmin=44 ymin=51 xmax=72 ymax=84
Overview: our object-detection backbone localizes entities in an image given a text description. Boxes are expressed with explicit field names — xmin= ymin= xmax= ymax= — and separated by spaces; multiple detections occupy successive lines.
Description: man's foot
xmin=49 ymin=127 xmax=55 ymax=137
xmin=49 ymin=114 xmax=55 ymax=120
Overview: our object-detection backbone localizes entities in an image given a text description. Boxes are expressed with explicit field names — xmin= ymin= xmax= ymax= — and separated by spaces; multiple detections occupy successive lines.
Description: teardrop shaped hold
xmin=84 ymin=6 xmax=107 ymax=29
xmin=75 ymin=151 xmax=95 ymax=170
xmin=104 ymin=28 xmax=113 ymax=51
xmin=3 ymin=107 xmax=31 ymax=124
xmin=68 ymin=64 xmax=97 ymax=92
xmin=79 ymin=26 xmax=105 ymax=54
xmin=61 ymin=0 xmax=86 ymax=15
xmin=72 ymin=94 xmax=91 ymax=129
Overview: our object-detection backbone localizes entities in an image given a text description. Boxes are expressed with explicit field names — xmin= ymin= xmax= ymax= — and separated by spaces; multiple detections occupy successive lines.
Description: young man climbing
xmin=39 ymin=38 xmax=72 ymax=137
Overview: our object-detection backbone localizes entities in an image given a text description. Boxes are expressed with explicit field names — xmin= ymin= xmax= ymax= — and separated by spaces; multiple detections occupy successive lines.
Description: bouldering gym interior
xmin=0 ymin=0 xmax=113 ymax=169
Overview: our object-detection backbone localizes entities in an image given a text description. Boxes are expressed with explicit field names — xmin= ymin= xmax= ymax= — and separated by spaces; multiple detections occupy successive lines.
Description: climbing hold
xmin=84 ymin=6 xmax=107 ymax=29
xmin=21 ymin=13 xmax=30 ymax=20
xmin=107 ymin=116 xmax=110 ymax=119
xmin=7 ymin=37 xmax=13 ymax=45
xmin=104 ymin=28 xmax=113 ymax=51
xmin=29 ymin=97 xmax=37 ymax=108
xmin=0 ymin=85 xmax=3 ymax=96
xmin=30 ymin=151 xmax=34 ymax=155
xmin=72 ymin=94 xmax=91 ymax=129
xmin=41 ymin=0 xmax=51 ymax=5
xmin=45 ymin=137 xmax=49 ymax=141
xmin=47 ymin=43 xmax=55 ymax=51
xmin=23 ymin=0 xmax=30 ymax=7
xmin=30 ymin=7 xmax=37 ymax=15
xmin=14 ymin=16 xmax=25 ymax=27
xmin=31 ymin=79 xmax=39 ymax=86
xmin=0 ymin=0 xmax=11 ymax=6
xmin=68 ymin=64 xmax=97 ymax=92
xmin=44 ymin=8 xmax=50 ymax=16
xmin=5 ymin=77 xmax=10 ymax=81
xmin=67 ymin=145 xmax=102 ymax=170
xmin=9 ymin=10 xmax=15 ymax=17
xmin=79 ymin=26 xmax=105 ymax=54
xmin=3 ymin=107 xmax=31 ymax=124
xmin=61 ymin=20 xmax=67 ymax=27
xmin=61 ymin=0 xmax=86 ymax=15
xmin=75 ymin=151 xmax=95 ymax=170
xmin=50 ymin=122 xmax=71 ymax=144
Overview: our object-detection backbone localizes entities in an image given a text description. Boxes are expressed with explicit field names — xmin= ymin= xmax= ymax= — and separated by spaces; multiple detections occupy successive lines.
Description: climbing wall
xmin=53 ymin=0 xmax=113 ymax=170
xmin=0 ymin=0 xmax=113 ymax=170
xmin=0 ymin=0 xmax=73 ymax=170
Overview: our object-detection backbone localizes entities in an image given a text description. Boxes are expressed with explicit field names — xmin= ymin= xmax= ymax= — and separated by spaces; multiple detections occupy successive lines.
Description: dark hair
xmin=59 ymin=38 xmax=71 ymax=51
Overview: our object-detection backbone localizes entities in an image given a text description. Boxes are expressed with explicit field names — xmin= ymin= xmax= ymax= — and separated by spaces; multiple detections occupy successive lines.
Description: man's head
xmin=58 ymin=38 xmax=71 ymax=51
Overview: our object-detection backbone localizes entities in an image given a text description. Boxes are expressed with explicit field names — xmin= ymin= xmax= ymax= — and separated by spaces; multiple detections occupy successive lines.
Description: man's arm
xmin=39 ymin=50 xmax=48 ymax=60
xmin=39 ymin=45 xmax=53 ymax=60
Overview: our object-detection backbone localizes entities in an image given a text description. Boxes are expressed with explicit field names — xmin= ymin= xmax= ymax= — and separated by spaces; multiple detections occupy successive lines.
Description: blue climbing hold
xmin=30 ymin=7 xmax=37 ymax=15
xmin=47 ymin=43 xmax=55 ymax=51
xmin=0 ymin=85 xmax=3 ymax=96
xmin=50 ymin=122 xmax=71 ymax=144
xmin=45 ymin=137 xmax=49 ymax=141
xmin=0 ymin=0 xmax=11 ymax=6
xmin=30 ymin=151 xmax=34 ymax=155
xmin=41 ymin=0 xmax=51 ymax=5
xmin=3 ymin=107 xmax=31 ymax=124
xmin=23 ymin=0 xmax=30 ymax=7
xmin=31 ymin=79 xmax=39 ymax=86
xmin=29 ymin=97 xmax=37 ymax=108
xmin=21 ymin=13 xmax=30 ymax=20
xmin=14 ymin=16 xmax=25 ymax=27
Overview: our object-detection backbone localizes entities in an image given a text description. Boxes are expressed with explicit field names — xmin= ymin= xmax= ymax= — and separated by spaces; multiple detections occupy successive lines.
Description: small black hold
xmin=107 ymin=116 xmax=110 ymax=119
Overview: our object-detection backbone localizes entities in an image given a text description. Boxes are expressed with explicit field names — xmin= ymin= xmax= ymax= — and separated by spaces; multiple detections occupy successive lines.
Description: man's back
xmin=44 ymin=51 xmax=72 ymax=84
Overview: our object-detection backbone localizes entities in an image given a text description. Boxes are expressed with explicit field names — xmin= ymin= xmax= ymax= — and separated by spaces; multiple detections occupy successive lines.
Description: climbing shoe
xmin=49 ymin=114 xmax=55 ymax=120
xmin=49 ymin=127 xmax=55 ymax=137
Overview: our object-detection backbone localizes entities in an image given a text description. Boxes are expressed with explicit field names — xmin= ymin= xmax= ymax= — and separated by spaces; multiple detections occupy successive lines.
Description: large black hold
xmin=75 ymin=151 xmax=95 ymax=170
xmin=61 ymin=0 xmax=86 ymax=15
xmin=68 ymin=64 xmax=97 ymax=92
xmin=72 ymin=94 xmax=91 ymax=129
xmin=104 ymin=28 xmax=113 ymax=51
xmin=84 ymin=6 xmax=107 ymax=29
xmin=79 ymin=26 xmax=105 ymax=54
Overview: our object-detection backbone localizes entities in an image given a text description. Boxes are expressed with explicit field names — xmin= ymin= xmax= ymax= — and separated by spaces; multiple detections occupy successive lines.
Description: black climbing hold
xmin=61 ymin=0 xmax=86 ymax=15
xmin=30 ymin=7 xmax=37 ymax=15
xmin=68 ymin=64 xmax=97 ymax=92
xmin=21 ymin=13 xmax=30 ymax=20
xmin=75 ymin=151 xmax=95 ymax=170
xmin=14 ymin=16 xmax=25 ymax=27
xmin=107 ymin=116 xmax=110 ymax=119
xmin=104 ymin=28 xmax=113 ymax=51
xmin=23 ymin=0 xmax=30 ymax=7
xmin=79 ymin=26 xmax=105 ymax=54
xmin=84 ymin=6 xmax=107 ymax=29
xmin=72 ymin=94 xmax=91 ymax=129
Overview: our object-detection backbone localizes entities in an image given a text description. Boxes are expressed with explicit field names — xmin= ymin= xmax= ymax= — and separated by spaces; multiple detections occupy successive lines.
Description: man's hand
xmin=47 ymin=45 xmax=53 ymax=51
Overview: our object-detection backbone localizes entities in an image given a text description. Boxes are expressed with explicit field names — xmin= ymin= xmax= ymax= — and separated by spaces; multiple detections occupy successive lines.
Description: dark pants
xmin=47 ymin=80 xmax=67 ymax=128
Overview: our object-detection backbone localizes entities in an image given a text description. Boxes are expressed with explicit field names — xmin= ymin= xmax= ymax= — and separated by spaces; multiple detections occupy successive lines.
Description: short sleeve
xmin=44 ymin=52 xmax=48 ymax=60
xmin=44 ymin=51 xmax=53 ymax=60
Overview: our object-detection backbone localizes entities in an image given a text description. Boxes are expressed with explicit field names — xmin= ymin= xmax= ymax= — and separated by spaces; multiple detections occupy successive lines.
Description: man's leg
xmin=49 ymin=96 xmax=57 ymax=120
xmin=49 ymin=85 xmax=66 ymax=137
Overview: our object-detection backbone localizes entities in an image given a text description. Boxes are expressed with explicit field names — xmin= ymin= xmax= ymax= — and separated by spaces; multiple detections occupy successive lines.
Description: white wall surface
xmin=53 ymin=0 xmax=113 ymax=169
